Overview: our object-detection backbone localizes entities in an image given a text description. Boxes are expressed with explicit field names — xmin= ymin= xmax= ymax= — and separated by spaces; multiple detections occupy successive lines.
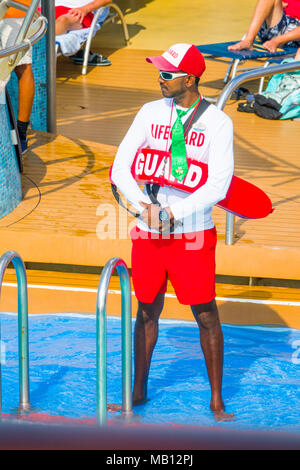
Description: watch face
xmin=159 ymin=209 xmax=169 ymax=222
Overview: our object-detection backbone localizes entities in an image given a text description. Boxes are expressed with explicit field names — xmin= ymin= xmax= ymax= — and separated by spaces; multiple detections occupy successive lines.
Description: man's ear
xmin=185 ymin=75 xmax=196 ymax=88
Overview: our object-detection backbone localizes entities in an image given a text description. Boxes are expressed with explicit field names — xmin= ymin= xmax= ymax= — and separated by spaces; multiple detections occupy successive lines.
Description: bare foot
xmin=132 ymin=396 xmax=149 ymax=406
xmin=210 ymin=400 xmax=234 ymax=422
xmin=212 ymin=409 xmax=235 ymax=422
xmin=107 ymin=396 xmax=149 ymax=413
xmin=228 ymin=39 xmax=253 ymax=51
xmin=107 ymin=403 xmax=121 ymax=413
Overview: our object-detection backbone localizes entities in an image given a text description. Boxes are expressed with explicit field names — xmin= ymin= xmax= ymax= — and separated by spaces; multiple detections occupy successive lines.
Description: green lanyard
xmin=171 ymin=95 xmax=201 ymax=181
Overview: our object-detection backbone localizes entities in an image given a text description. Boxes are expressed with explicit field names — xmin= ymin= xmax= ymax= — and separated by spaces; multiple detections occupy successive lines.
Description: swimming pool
xmin=1 ymin=313 xmax=299 ymax=433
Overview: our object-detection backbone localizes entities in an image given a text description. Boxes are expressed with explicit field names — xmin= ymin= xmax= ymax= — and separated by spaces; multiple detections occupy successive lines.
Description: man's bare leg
xmin=14 ymin=64 xmax=34 ymax=150
xmin=55 ymin=14 xmax=83 ymax=35
xmin=107 ymin=293 xmax=165 ymax=413
xmin=191 ymin=299 xmax=234 ymax=421
xmin=14 ymin=64 xmax=34 ymax=123
xmin=228 ymin=0 xmax=284 ymax=51
xmin=132 ymin=293 xmax=165 ymax=405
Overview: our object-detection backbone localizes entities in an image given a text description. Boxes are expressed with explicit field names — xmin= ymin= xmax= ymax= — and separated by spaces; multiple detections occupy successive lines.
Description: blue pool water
xmin=0 ymin=313 xmax=299 ymax=433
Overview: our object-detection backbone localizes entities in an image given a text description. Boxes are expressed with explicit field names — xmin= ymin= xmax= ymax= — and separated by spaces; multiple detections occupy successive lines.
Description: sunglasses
xmin=159 ymin=70 xmax=188 ymax=81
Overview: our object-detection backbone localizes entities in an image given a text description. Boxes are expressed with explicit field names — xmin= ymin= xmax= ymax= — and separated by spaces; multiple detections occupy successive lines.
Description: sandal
xmin=71 ymin=50 xmax=111 ymax=66
xmin=237 ymin=101 xmax=255 ymax=113
xmin=232 ymin=87 xmax=251 ymax=100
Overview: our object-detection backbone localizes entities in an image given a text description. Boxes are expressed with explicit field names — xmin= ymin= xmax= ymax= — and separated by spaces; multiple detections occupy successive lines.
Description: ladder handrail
xmin=96 ymin=257 xmax=132 ymax=426
xmin=0 ymin=17 xmax=47 ymax=59
xmin=8 ymin=0 xmax=41 ymax=54
xmin=216 ymin=59 xmax=300 ymax=245
xmin=0 ymin=0 xmax=47 ymax=63
xmin=0 ymin=250 xmax=30 ymax=416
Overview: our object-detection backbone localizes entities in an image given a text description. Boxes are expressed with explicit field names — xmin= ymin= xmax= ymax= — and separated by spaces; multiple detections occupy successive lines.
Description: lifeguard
xmin=111 ymin=43 xmax=235 ymax=421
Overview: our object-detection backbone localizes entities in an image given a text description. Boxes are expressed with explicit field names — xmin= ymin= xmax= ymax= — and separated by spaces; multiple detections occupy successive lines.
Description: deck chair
xmin=197 ymin=39 xmax=297 ymax=93
xmin=56 ymin=2 xmax=130 ymax=75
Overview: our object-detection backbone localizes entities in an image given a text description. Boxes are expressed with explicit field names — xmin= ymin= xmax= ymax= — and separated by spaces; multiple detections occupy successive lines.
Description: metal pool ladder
xmin=0 ymin=251 xmax=31 ymax=416
xmin=96 ymin=257 xmax=133 ymax=426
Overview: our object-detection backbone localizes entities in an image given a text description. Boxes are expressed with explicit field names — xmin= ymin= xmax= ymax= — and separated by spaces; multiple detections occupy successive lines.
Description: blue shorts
xmin=258 ymin=12 xmax=300 ymax=48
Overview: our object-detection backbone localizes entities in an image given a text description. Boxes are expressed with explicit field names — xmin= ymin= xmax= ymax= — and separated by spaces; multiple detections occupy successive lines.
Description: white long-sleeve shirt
xmin=112 ymin=97 xmax=234 ymax=234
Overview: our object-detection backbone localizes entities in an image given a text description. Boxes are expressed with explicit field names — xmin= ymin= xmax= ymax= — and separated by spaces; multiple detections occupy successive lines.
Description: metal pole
xmin=225 ymin=212 xmax=235 ymax=245
xmin=0 ymin=251 xmax=30 ymax=415
xmin=120 ymin=267 xmax=133 ymax=417
xmin=96 ymin=274 xmax=107 ymax=426
xmin=216 ymin=60 xmax=300 ymax=245
xmin=96 ymin=257 xmax=132 ymax=426
xmin=41 ymin=0 xmax=57 ymax=133
xmin=0 ymin=318 xmax=2 ymax=416
xmin=14 ymin=256 xmax=30 ymax=414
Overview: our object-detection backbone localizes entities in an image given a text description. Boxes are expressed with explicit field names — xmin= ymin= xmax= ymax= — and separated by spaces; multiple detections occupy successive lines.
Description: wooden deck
xmin=2 ymin=49 xmax=299 ymax=272
xmin=1 ymin=268 xmax=300 ymax=327
xmin=1 ymin=0 xmax=300 ymax=327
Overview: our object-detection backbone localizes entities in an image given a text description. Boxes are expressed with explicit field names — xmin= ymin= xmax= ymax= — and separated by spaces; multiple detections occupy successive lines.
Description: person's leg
xmin=14 ymin=64 xmax=34 ymax=123
xmin=14 ymin=64 xmax=35 ymax=151
xmin=295 ymin=47 xmax=300 ymax=60
xmin=191 ymin=299 xmax=233 ymax=421
xmin=229 ymin=0 xmax=284 ymax=50
xmin=132 ymin=293 xmax=165 ymax=405
xmin=55 ymin=13 xmax=83 ymax=35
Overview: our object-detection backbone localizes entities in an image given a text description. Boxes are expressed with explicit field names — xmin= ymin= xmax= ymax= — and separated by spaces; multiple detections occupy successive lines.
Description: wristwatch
xmin=158 ymin=208 xmax=170 ymax=223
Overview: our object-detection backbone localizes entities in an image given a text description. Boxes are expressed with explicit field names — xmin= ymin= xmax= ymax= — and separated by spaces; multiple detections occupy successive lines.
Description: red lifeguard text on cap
xmin=146 ymin=43 xmax=206 ymax=78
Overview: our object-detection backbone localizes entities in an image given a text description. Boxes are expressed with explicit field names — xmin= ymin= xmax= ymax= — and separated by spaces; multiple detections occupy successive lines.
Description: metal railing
xmin=96 ymin=257 xmax=132 ymax=426
xmin=0 ymin=0 xmax=47 ymax=82
xmin=216 ymin=59 xmax=300 ymax=245
xmin=0 ymin=251 xmax=30 ymax=416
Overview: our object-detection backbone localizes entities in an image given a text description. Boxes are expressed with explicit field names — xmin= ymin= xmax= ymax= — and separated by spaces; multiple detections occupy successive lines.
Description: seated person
xmin=228 ymin=0 xmax=300 ymax=52
xmin=1 ymin=0 xmax=34 ymax=154
xmin=54 ymin=0 xmax=112 ymax=65
xmin=54 ymin=0 xmax=111 ymax=35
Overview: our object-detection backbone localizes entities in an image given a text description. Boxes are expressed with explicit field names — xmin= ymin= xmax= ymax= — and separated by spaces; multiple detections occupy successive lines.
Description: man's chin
xmin=160 ymin=88 xmax=172 ymax=98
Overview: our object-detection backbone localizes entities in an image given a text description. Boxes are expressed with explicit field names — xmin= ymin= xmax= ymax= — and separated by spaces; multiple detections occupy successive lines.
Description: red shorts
xmin=54 ymin=6 xmax=94 ymax=28
xmin=130 ymin=227 xmax=217 ymax=305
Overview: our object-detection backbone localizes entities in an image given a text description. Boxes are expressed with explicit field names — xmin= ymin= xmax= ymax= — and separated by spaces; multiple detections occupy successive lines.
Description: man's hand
xmin=139 ymin=202 xmax=175 ymax=233
xmin=68 ymin=7 xmax=88 ymax=24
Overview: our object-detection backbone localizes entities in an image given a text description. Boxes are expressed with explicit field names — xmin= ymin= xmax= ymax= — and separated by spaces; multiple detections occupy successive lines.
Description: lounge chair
xmin=197 ymin=39 xmax=297 ymax=93
xmin=56 ymin=2 xmax=130 ymax=75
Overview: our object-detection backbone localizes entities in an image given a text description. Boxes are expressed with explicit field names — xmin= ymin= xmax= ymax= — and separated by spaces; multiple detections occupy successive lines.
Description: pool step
xmin=1 ymin=269 xmax=299 ymax=328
